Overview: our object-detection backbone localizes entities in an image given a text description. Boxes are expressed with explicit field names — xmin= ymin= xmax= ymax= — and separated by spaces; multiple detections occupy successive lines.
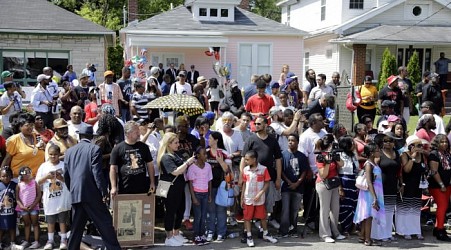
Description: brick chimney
xmin=239 ymin=0 xmax=250 ymax=10
xmin=128 ymin=0 xmax=138 ymax=22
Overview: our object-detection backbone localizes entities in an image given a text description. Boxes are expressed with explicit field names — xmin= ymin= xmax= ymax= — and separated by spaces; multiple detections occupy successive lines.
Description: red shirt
xmin=315 ymin=157 xmax=339 ymax=184
xmin=84 ymin=102 xmax=98 ymax=125
xmin=245 ymin=94 xmax=275 ymax=131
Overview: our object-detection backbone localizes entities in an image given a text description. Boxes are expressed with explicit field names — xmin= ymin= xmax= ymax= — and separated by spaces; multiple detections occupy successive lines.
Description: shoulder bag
xmin=215 ymin=180 xmax=235 ymax=207
xmin=323 ymin=176 xmax=341 ymax=190
xmin=156 ymin=175 xmax=179 ymax=198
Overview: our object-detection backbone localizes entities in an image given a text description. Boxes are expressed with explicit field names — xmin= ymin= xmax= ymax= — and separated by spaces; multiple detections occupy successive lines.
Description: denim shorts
xmin=19 ymin=210 xmax=39 ymax=216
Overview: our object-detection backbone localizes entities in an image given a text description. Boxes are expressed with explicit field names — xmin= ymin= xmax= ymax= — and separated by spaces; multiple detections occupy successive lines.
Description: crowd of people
xmin=0 ymin=61 xmax=449 ymax=249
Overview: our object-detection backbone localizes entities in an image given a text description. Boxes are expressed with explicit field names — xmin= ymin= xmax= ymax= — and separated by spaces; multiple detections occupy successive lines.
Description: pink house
xmin=120 ymin=0 xmax=306 ymax=88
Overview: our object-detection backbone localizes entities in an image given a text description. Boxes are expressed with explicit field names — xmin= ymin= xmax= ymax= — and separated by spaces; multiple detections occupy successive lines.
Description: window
xmin=321 ymin=0 xmax=326 ymax=21
xmin=349 ymin=0 xmax=364 ymax=9
xmin=365 ymin=49 xmax=372 ymax=71
xmin=221 ymin=9 xmax=228 ymax=17
xmin=1 ymin=50 xmax=69 ymax=86
xmin=199 ymin=8 xmax=207 ymax=16
xmin=304 ymin=52 xmax=310 ymax=73
xmin=326 ymin=49 xmax=332 ymax=59
xmin=210 ymin=8 xmax=218 ymax=17
xmin=238 ymin=44 xmax=272 ymax=87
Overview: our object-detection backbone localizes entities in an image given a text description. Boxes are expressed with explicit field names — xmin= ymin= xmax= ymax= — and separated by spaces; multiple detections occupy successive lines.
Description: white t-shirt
xmin=0 ymin=91 xmax=22 ymax=128
xmin=67 ymin=121 xmax=89 ymax=141
xmin=270 ymin=121 xmax=289 ymax=151
xmin=220 ymin=130 xmax=244 ymax=155
xmin=169 ymin=82 xmax=192 ymax=95
xmin=298 ymin=128 xmax=327 ymax=173
xmin=141 ymin=133 xmax=160 ymax=176
xmin=309 ymin=85 xmax=334 ymax=101
xmin=36 ymin=161 xmax=71 ymax=215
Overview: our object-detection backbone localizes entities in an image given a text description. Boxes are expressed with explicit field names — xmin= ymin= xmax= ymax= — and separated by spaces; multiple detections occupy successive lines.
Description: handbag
xmin=155 ymin=175 xmax=178 ymax=198
xmin=323 ymin=176 xmax=341 ymax=190
xmin=355 ymin=170 xmax=369 ymax=190
xmin=219 ymin=89 xmax=225 ymax=99
xmin=345 ymin=86 xmax=362 ymax=112
xmin=215 ymin=181 xmax=234 ymax=207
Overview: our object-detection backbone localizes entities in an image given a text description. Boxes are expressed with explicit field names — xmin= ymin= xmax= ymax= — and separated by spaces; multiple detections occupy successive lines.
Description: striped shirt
xmin=131 ymin=92 xmax=149 ymax=119
xmin=16 ymin=179 xmax=39 ymax=211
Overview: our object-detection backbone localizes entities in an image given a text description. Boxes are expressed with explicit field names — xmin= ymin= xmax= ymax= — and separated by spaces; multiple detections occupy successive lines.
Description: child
xmin=131 ymin=83 xmax=150 ymax=120
xmin=0 ymin=166 xmax=21 ymax=249
xmin=187 ymin=147 xmax=212 ymax=246
xmin=353 ymin=143 xmax=385 ymax=246
xmin=36 ymin=145 xmax=71 ymax=250
xmin=16 ymin=166 xmax=41 ymax=249
xmin=280 ymin=134 xmax=308 ymax=237
xmin=241 ymin=150 xmax=278 ymax=247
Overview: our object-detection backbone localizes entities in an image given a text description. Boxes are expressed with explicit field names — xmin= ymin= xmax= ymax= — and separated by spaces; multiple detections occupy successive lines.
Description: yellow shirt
xmin=6 ymin=133 xmax=45 ymax=178
xmin=359 ymin=85 xmax=378 ymax=110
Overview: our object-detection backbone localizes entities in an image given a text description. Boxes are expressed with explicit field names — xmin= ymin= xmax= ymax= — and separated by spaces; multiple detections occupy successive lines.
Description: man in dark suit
xmin=64 ymin=126 xmax=121 ymax=250
xmin=186 ymin=65 xmax=199 ymax=85
xmin=157 ymin=63 xmax=165 ymax=83
xmin=165 ymin=63 xmax=177 ymax=84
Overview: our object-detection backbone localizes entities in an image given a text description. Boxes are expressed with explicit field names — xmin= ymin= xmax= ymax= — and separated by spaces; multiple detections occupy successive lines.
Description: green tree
xmin=250 ymin=0 xmax=281 ymax=22
xmin=407 ymin=51 xmax=421 ymax=115
xmin=378 ymin=48 xmax=397 ymax=90
xmin=107 ymin=43 xmax=124 ymax=79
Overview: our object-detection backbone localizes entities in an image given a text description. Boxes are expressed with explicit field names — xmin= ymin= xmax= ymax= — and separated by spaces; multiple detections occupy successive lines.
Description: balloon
xmin=131 ymin=55 xmax=140 ymax=64
xmin=205 ymin=51 xmax=213 ymax=56
xmin=137 ymin=62 xmax=144 ymax=69
xmin=214 ymin=51 xmax=220 ymax=61
xmin=140 ymin=56 xmax=147 ymax=64
xmin=129 ymin=65 xmax=135 ymax=74
xmin=140 ymin=48 xmax=148 ymax=56
xmin=125 ymin=59 xmax=132 ymax=67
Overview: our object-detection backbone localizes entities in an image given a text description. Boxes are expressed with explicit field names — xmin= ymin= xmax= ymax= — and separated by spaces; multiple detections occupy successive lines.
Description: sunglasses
xmin=413 ymin=144 xmax=423 ymax=148
xmin=383 ymin=139 xmax=394 ymax=143
xmin=254 ymin=122 xmax=263 ymax=126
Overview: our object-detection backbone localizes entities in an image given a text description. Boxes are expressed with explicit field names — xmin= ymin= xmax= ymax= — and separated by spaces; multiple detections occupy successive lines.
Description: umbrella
xmin=143 ymin=94 xmax=205 ymax=116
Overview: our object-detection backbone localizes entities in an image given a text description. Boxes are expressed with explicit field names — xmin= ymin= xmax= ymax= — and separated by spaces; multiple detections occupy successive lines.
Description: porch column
xmin=352 ymin=44 xmax=366 ymax=86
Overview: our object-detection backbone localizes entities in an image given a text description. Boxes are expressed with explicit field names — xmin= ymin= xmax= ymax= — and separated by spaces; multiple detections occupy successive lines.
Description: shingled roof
xmin=0 ymin=0 xmax=114 ymax=35
xmin=122 ymin=5 xmax=305 ymax=36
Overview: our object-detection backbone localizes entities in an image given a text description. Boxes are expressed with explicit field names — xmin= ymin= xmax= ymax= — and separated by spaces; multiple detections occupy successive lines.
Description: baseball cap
xmin=150 ymin=66 xmax=159 ymax=76
xmin=178 ymin=71 xmax=186 ymax=77
xmin=287 ymin=72 xmax=297 ymax=79
xmin=381 ymin=100 xmax=395 ymax=107
xmin=202 ymin=111 xmax=215 ymax=120
xmin=1 ymin=71 xmax=12 ymax=79
xmin=104 ymin=70 xmax=114 ymax=77
xmin=405 ymin=135 xmax=429 ymax=147
xmin=387 ymin=115 xmax=400 ymax=122
xmin=36 ymin=74 xmax=51 ymax=82
xmin=53 ymin=118 xmax=69 ymax=129
xmin=270 ymin=81 xmax=280 ymax=89
xmin=269 ymin=106 xmax=282 ymax=116
xmin=197 ymin=76 xmax=208 ymax=84
xmin=229 ymin=79 xmax=238 ymax=88
xmin=77 ymin=125 xmax=94 ymax=135
xmin=387 ymin=75 xmax=398 ymax=86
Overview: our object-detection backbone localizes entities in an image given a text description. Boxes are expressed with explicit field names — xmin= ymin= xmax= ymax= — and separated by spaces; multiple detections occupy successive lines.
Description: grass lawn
xmin=373 ymin=115 xmax=451 ymax=136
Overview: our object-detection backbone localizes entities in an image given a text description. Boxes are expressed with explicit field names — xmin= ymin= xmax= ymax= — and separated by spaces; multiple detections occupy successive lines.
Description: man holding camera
xmin=0 ymin=81 xmax=23 ymax=128
xmin=31 ymin=74 xmax=56 ymax=130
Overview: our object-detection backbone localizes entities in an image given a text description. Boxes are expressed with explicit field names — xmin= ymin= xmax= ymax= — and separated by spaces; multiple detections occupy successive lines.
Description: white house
xmin=120 ymin=0 xmax=306 ymax=88
xmin=278 ymin=0 xmax=451 ymax=85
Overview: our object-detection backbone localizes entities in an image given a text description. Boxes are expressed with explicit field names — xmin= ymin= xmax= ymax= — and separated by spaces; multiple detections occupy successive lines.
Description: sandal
xmin=364 ymin=241 xmax=372 ymax=246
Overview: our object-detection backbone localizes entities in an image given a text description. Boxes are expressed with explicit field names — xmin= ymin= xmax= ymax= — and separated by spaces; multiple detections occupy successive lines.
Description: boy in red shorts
xmin=241 ymin=150 xmax=278 ymax=247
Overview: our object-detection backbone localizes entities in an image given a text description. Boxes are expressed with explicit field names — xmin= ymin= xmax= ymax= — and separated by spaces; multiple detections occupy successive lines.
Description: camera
xmin=89 ymin=64 xmax=97 ymax=72
xmin=315 ymin=142 xmax=343 ymax=164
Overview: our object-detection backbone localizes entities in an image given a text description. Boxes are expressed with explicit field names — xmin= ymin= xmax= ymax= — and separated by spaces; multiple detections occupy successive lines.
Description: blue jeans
xmin=121 ymin=108 xmax=130 ymax=122
xmin=207 ymin=188 xmax=227 ymax=237
xmin=280 ymin=191 xmax=302 ymax=235
xmin=193 ymin=192 xmax=209 ymax=237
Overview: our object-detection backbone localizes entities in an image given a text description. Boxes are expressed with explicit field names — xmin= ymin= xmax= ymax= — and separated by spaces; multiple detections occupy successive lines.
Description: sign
xmin=113 ymin=194 xmax=155 ymax=247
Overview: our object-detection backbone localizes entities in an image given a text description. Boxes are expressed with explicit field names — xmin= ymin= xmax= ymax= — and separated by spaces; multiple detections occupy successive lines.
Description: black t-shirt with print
xmin=428 ymin=150 xmax=451 ymax=188
xmin=110 ymin=141 xmax=153 ymax=194
xmin=378 ymin=85 xmax=403 ymax=115
xmin=177 ymin=134 xmax=200 ymax=160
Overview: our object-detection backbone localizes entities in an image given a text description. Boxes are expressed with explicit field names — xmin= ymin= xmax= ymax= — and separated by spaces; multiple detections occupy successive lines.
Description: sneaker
xmin=194 ymin=236 xmax=205 ymax=246
xmin=416 ymin=234 xmax=424 ymax=240
xmin=404 ymin=235 xmax=412 ymax=240
xmin=254 ymin=220 xmax=261 ymax=229
xmin=263 ymin=233 xmax=278 ymax=243
xmin=20 ymin=241 xmax=29 ymax=248
xmin=29 ymin=241 xmax=40 ymax=249
xmin=173 ymin=234 xmax=189 ymax=243
xmin=165 ymin=237 xmax=183 ymax=247
xmin=228 ymin=217 xmax=238 ymax=226
xmin=206 ymin=232 xmax=214 ymax=242
xmin=269 ymin=219 xmax=280 ymax=229
xmin=335 ymin=234 xmax=346 ymax=240
xmin=43 ymin=241 xmax=54 ymax=250
xmin=12 ymin=244 xmax=25 ymax=250
xmin=183 ymin=219 xmax=193 ymax=230
xmin=59 ymin=239 xmax=68 ymax=250
xmin=257 ymin=228 xmax=263 ymax=239
xmin=288 ymin=229 xmax=299 ymax=238
xmin=246 ymin=236 xmax=255 ymax=247
xmin=241 ymin=231 xmax=247 ymax=244
xmin=216 ymin=235 xmax=224 ymax=242
xmin=324 ymin=236 xmax=335 ymax=243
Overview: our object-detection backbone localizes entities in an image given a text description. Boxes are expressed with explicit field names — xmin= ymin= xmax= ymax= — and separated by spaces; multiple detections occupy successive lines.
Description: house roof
xmin=330 ymin=25 xmax=451 ymax=45
xmin=121 ymin=5 xmax=306 ymax=36
xmin=0 ymin=0 xmax=114 ymax=35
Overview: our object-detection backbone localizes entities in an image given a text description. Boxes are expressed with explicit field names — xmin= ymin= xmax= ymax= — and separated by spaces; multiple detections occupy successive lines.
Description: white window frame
xmin=304 ymin=51 xmax=310 ymax=73
xmin=237 ymin=43 xmax=273 ymax=88
xmin=321 ymin=0 xmax=326 ymax=21
xmin=150 ymin=53 xmax=185 ymax=68
xmin=349 ymin=0 xmax=364 ymax=9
